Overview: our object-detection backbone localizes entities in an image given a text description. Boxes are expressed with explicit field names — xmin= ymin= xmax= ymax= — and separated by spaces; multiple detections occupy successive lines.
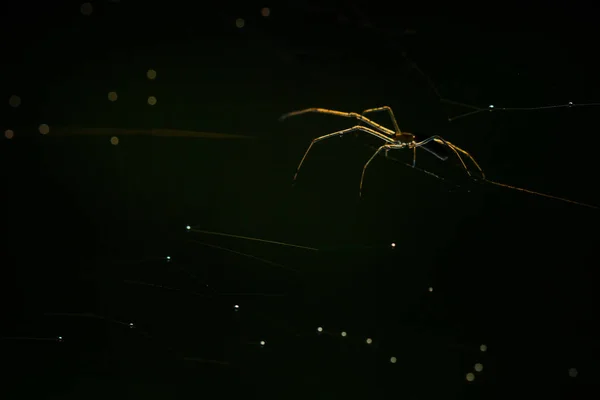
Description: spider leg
xmin=360 ymin=144 xmax=396 ymax=197
xmin=438 ymin=138 xmax=485 ymax=179
xmin=293 ymin=125 xmax=396 ymax=182
xmin=414 ymin=135 xmax=485 ymax=179
xmin=366 ymin=106 xmax=444 ymax=167
xmin=361 ymin=106 xmax=402 ymax=136
xmin=386 ymin=135 xmax=450 ymax=169
xmin=411 ymin=143 xmax=447 ymax=168
xmin=364 ymin=106 xmax=447 ymax=165
xmin=279 ymin=108 xmax=395 ymax=136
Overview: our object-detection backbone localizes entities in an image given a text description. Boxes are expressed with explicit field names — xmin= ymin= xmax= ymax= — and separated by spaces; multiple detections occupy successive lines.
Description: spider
xmin=279 ymin=106 xmax=485 ymax=196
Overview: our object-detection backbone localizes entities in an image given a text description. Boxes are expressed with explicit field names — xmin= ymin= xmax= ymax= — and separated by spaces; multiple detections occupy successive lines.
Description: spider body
xmin=393 ymin=132 xmax=415 ymax=143
xmin=279 ymin=106 xmax=484 ymax=196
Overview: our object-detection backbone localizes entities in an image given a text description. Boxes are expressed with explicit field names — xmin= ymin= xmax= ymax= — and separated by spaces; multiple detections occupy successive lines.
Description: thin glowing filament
xmin=484 ymin=179 xmax=598 ymax=210
xmin=189 ymin=229 xmax=320 ymax=251
xmin=401 ymin=54 xmax=600 ymax=122
xmin=378 ymin=143 xmax=598 ymax=209
xmin=44 ymin=312 xmax=136 ymax=327
xmin=188 ymin=239 xmax=299 ymax=272
xmin=365 ymin=143 xmax=458 ymax=186
xmin=444 ymin=100 xmax=600 ymax=122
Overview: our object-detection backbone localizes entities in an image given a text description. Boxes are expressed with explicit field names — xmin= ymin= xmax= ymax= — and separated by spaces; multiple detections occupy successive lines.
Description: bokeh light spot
xmin=261 ymin=7 xmax=270 ymax=17
xmin=390 ymin=357 xmax=397 ymax=364
xmin=148 ymin=96 xmax=157 ymax=106
xmin=147 ymin=69 xmax=157 ymax=80
xmin=480 ymin=344 xmax=487 ymax=352
xmin=474 ymin=363 xmax=483 ymax=372
xmin=110 ymin=136 xmax=119 ymax=145
xmin=108 ymin=91 xmax=118 ymax=102
xmin=341 ymin=331 xmax=347 ymax=337
xmin=80 ymin=2 xmax=93 ymax=16
xmin=236 ymin=18 xmax=245 ymax=28
xmin=39 ymin=124 xmax=50 ymax=135
xmin=569 ymin=368 xmax=578 ymax=378
xmin=466 ymin=373 xmax=475 ymax=382
xmin=366 ymin=338 xmax=372 ymax=344
xmin=428 ymin=287 xmax=433 ymax=292
xmin=5 ymin=129 xmax=14 ymax=139
xmin=9 ymin=95 xmax=21 ymax=108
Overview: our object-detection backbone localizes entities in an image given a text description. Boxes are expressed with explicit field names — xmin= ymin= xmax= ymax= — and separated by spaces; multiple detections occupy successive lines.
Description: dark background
xmin=2 ymin=1 xmax=599 ymax=398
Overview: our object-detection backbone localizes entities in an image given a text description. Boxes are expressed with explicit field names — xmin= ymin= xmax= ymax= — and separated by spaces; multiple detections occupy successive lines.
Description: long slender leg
xmin=437 ymin=138 xmax=485 ymax=179
xmin=408 ymin=139 xmax=449 ymax=168
xmin=360 ymin=144 xmax=392 ymax=196
xmin=412 ymin=146 xmax=416 ymax=167
xmin=293 ymin=126 xmax=396 ymax=182
xmin=279 ymin=108 xmax=396 ymax=136
xmin=414 ymin=136 xmax=485 ymax=179
xmin=359 ymin=109 xmax=453 ymax=167
xmin=414 ymin=136 xmax=470 ymax=175
xmin=361 ymin=106 xmax=402 ymax=135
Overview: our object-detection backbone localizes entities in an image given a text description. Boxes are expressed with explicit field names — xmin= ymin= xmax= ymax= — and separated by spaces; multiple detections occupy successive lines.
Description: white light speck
xmin=341 ymin=331 xmax=347 ymax=337
xmin=391 ymin=242 xmax=396 ymax=248
xmin=366 ymin=338 xmax=372 ymax=344
xmin=489 ymin=105 xmax=494 ymax=108
xmin=390 ymin=357 xmax=397 ymax=363
xmin=480 ymin=344 xmax=487 ymax=352
xmin=260 ymin=340 xmax=266 ymax=346
xmin=186 ymin=225 xmax=191 ymax=230
xmin=317 ymin=327 xmax=323 ymax=332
